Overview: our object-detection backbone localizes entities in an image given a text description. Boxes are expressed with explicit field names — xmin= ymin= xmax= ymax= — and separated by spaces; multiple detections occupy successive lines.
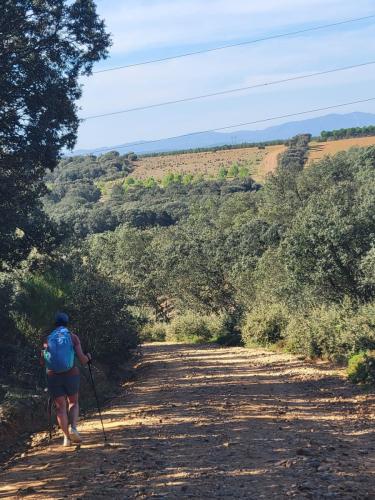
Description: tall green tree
xmin=0 ymin=0 xmax=110 ymax=269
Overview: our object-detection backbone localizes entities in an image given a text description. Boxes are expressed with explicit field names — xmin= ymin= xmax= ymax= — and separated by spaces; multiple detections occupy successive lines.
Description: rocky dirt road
xmin=0 ymin=343 xmax=374 ymax=499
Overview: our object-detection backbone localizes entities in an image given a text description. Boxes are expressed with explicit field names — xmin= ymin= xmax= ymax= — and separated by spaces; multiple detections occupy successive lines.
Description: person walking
xmin=41 ymin=312 xmax=91 ymax=447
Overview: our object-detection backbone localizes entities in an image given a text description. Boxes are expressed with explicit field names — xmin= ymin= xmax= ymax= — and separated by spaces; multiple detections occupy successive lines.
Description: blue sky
xmin=75 ymin=0 xmax=375 ymax=150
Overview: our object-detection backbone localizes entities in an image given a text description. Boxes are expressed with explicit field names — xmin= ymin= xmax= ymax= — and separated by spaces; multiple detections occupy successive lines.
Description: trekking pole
xmin=87 ymin=361 xmax=108 ymax=443
xmin=47 ymin=396 xmax=53 ymax=440
xmin=42 ymin=364 xmax=53 ymax=441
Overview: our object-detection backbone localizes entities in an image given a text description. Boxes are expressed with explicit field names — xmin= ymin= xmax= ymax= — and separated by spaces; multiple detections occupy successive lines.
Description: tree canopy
xmin=0 ymin=0 xmax=110 ymax=269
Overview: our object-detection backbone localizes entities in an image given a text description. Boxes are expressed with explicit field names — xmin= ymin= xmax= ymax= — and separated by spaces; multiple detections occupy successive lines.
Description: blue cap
xmin=55 ymin=312 xmax=69 ymax=325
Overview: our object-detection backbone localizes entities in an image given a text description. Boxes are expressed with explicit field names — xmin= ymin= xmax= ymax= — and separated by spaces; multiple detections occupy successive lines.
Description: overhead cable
xmin=82 ymin=60 xmax=375 ymax=120
xmin=77 ymin=97 xmax=375 ymax=155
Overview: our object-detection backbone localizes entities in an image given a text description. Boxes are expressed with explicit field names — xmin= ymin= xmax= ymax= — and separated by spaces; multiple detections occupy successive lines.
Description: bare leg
xmin=67 ymin=393 xmax=79 ymax=429
xmin=55 ymin=396 xmax=69 ymax=438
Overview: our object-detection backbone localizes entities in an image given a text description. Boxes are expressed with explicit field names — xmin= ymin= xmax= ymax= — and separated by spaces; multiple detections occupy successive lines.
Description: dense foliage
xmin=3 ymin=127 xmax=375 ymax=398
xmin=0 ymin=0 xmax=110 ymax=270
xmin=0 ymin=2 xmax=139 ymax=403
xmin=76 ymin=141 xmax=375 ymax=362
xmin=45 ymin=161 xmax=259 ymax=237
xmin=46 ymin=151 xmax=134 ymax=184
xmin=347 ymin=350 xmax=375 ymax=384
xmin=36 ymin=132 xmax=375 ymax=366
xmin=320 ymin=125 xmax=375 ymax=141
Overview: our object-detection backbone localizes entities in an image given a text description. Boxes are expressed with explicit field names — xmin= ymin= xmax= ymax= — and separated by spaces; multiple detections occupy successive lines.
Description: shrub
xmin=242 ymin=303 xmax=289 ymax=347
xmin=347 ymin=351 xmax=375 ymax=384
xmin=285 ymin=306 xmax=346 ymax=360
xmin=165 ymin=312 xmax=243 ymax=345
xmin=166 ymin=312 xmax=212 ymax=344
xmin=218 ymin=167 xmax=228 ymax=180
xmin=207 ymin=312 xmax=243 ymax=346
xmin=204 ymin=313 xmax=228 ymax=341
xmin=13 ymin=265 xmax=139 ymax=369
xmin=13 ymin=272 xmax=69 ymax=347
xmin=68 ymin=268 xmax=139 ymax=366
xmin=285 ymin=312 xmax=324 ymax=358
xmin=345 ymin=302 xmax=375 ymax=354
xmin=228 ymin=163 xmax=240 ymax=177
xmin=1 ymin=274 xmax=50 ymax=385
xmin=285 ymin=302 xmax=375 ymax=361
xmin=140 ymin=322 xmax=167 ymax=342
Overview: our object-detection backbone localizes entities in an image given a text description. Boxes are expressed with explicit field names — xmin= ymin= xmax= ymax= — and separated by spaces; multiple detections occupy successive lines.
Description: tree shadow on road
xmin=0 ymin=343 xmax=373 ymax=499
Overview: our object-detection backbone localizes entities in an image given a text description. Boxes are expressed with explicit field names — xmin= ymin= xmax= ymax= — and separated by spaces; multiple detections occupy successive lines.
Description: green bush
xmin=285 ymin=302 xmax=375 ymax=361
xmin=165 ymin=312 xmax=243 ymax=346
xmin=347 ymin=351 xmax=375 ymax=384
xmin=13 ymin=264 xmax=139 ymax=369
xmin=13 ymin=272 xmax=70 ymax=347
xmin=285 ymin=307 xmax=343 ymax=360
xmin=68 ymin=268 xmax=139 ymax=366
xmin=206 ymin=312 xmax=243 ymax=346
xmin=228 ymin=163 xmax=240 ymax=177
xmin=140 ymin=322 xmax=167 ymax=342
xmin=204 ymin=314 xmax=229 ymax=341
xmin=166 ymin=312 xmax=212 ymax=344
xmin=284 ymin=313 xmax=318 ymax=358
xmin=345 ymin=302 xmax=375 ymax=354
xmin=1 ymin=273 xmax=47 ymax=385
xmin=242 ymin=303 xmax=289 ymax=347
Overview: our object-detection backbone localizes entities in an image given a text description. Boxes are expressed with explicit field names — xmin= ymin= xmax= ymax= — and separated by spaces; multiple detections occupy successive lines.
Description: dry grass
xmin=102 ymin=136 xmax=375 ymax=194
xmin=130 ymin=144 xmax=286 ymax=183
xmin=308 ymin=136 xmax=375 ymax=163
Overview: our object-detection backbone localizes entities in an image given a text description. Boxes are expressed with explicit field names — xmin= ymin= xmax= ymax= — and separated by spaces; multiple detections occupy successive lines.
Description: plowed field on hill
xmin=308 ymin=137 xmax=375 ymax=163
xmin=130 ymin=145 xmax=286 ymax=183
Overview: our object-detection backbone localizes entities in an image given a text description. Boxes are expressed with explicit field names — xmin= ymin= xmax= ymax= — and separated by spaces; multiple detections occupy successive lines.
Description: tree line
xmin=320 ymin=125 xmax=375 ymax=141
xmin=3 ymin=130 xmax=375 ymax=392
xmin=42 ymin=136 xmax=375 ymax=374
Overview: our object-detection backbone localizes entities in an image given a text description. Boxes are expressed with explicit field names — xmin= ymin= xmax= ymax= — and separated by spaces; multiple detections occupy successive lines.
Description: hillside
xmin=130 ymin=144 xmax=286 ymax=183
xmin=126 ymin=135 xmax=375 ymax=183
xmin=72 ymin=112 xmax=375 ymax=156
xmin=308 ymin=136 xmax=375 ymax=163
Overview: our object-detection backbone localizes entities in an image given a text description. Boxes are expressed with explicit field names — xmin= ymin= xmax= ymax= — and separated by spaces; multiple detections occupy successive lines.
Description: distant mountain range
xmin=72 ymin=112 xmax=375 ymax=156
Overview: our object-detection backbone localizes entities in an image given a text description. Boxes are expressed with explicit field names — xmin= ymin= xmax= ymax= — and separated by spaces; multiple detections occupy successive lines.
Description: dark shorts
xmin=47 ymin=374 xmax=80 ymax=398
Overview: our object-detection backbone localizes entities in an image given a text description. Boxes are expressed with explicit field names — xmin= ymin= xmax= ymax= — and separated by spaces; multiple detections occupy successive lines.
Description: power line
xmin=92 ymin=14 xmax=375 ymax=74
xmin=77 ymin=97 xmax=375 ymax=155
xmin=82 ymin=60 xmax=375 ymax=120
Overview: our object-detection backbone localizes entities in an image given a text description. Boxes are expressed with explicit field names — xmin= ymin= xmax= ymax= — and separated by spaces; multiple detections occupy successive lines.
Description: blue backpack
xmin=44 ymin=327 xmax=75 ymax=373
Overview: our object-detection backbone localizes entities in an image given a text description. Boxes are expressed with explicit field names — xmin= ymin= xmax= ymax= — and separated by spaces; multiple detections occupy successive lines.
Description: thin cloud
xmin=76 ymin=0 xmax=375 ymax=148
xmin=101 ymin=0 xmax=374 ymax=54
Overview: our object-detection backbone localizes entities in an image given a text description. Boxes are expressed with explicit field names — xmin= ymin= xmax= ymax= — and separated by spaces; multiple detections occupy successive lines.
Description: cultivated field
xmin=308 ymin=136 xmax=375 ymax=163
xmin=107 ymin=136 xmax=375 ymax=190
xmin=131 ymin=144 xmax=286 ymax=183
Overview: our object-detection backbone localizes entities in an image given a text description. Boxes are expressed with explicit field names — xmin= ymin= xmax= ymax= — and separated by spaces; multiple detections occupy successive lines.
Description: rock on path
xmin=0 ymin=343 xmax=374 ymax=499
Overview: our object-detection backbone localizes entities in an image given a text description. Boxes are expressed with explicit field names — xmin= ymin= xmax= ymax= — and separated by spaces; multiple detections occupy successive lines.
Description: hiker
xmin=41 ymin=312 xmax=91 ymax=447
